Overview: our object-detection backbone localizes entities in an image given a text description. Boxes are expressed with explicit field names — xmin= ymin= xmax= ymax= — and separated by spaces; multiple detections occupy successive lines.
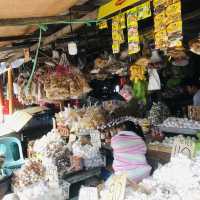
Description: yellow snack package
xmin=137 ymin=1 xmax=151 ymax=20
xmin=166 ymin=0 xmax=180 ymax=6
xmin=112 ymin=30 xmax=120 ymax=41
xmin=112 ymin=42 xmax=120 ymax=54
xmin=153 ymin=0 xmax=167 ymax=13
xmin=127 ymin=7 xmax=138 ymax=28
xmin=154 ymin=11 xmax=166 ymax=32
xmin=167 ymin=20 xmax=182 ymax=36
xmin=112 ymin=16 xmax=120 ymax=31
xmin=166 ymin=2 xmax=182 ymax=24
xmin=153 ymin=0 xmax=166 ymax=8
xmin=119 ymin=13 xmax=126 ymax=29
xmin=155 ymin=30 xmax=168 ymax=49
xmin=119 ymin=30 xmax=125 ymax=44
xmin=98 ymin=20 xmax=108 ymax=29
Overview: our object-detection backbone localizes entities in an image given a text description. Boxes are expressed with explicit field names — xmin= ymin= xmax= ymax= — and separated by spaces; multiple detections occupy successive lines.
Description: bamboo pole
xmin=0 ymin=77 xmax=4 ymax=122
xmin=7 ymin=67 xmax=14 ymax=115
xmin=0 ymin=77 xmax=3 ymax=107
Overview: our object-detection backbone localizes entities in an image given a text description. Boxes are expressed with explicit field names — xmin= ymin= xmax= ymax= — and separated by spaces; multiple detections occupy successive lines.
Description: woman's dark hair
xmin=116 ymin=121 xmax=145 ymax=141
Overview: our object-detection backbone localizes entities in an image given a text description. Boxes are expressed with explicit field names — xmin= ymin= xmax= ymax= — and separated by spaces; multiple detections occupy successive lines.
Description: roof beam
xmin=0 ymin=15 xmax=74 ymax=26
xmin=6 ymin=10 xmax=97 ymax=63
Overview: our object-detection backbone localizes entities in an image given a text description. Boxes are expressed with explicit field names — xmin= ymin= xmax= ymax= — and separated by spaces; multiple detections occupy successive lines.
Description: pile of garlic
xmin=150 ymin=135 xmax=196 ymax=147
xmin=100 ymin=155 xmax=200 ymax=200
xmin=162 ymin=117 xmax=200 ymax=130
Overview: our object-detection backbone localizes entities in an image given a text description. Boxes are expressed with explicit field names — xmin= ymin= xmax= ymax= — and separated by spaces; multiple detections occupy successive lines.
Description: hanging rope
xmin=26 ymin=27 xmax=42 ymax=91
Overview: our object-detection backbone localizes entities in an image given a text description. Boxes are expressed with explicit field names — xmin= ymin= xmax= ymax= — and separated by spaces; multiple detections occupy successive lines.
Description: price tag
xmin=79 ymin=187 xmax=99 ymax=200
xmin=45 ymin=164 xmax=59 ymax=188
xmin=171 ymin=137 xmax=196 ymax=159
xmin=107 ymin=173 xmax=127 ymax=200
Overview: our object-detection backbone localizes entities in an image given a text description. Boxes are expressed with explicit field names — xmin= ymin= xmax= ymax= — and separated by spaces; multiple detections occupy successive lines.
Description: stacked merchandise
xmin=100 ymin=154 xmax=200 ymax=200
xmin=55 ymin=106 xmax=106 ymax=135
xmin=31 ymin=130 xmax=71 ymax=176
xmin=90 ymin=56 xmax=127 ymax=80
xmin=44 ymin=66 xmax=91 ymax=100
xmin=11 ymin=159 xmax=64 ymax=200
xmin=153 ymin=0 xmax=183 ymax=49
xmin=150 ymin=135 xmax=196 ymax=148
xmin=162 ymin=117 xmax=200 ymax=130
xmin=148 ymin=102 xmax=170 ymax=125
xmin=16 ymin=63 xmax=91 ymax=105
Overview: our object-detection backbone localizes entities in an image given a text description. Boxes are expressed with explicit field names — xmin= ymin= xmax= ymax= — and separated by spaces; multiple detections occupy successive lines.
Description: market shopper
xmin=101 ymin=117 xmax=151 ymax=183
xmin=185 ymin=80 xmax=200 ymax=106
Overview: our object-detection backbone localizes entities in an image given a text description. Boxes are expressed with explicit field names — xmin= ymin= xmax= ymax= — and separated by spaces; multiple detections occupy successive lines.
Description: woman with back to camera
xmin=103 ymin=117 xmax=151 ymax=183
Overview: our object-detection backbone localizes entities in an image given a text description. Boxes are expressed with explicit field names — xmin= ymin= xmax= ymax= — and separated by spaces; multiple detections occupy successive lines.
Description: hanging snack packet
xmin=155 ymin=30 xmax=168 ymax=49
xmin=127 ymin=8 xmax=140 ymax=55
xmin=154 ymin=11 xmax=166 ymax=32
xmin=127 ymin=7 xmax=138 ymax=27
xmin=112 ymin=42 xmax=120 ymax=54
xmin=98 ymin=20 xmax=108 ymax=29
xmin=119 ymin=13 xmax=126 ymax=29
xmin=119 ymin=30 xmax=125 ymax=44
xmin=153 ymin=0 xmax=166 ymax=14
xmin=166 ymin=1 xmax=181 ymax=24
xmin=137 ymin=1 xmax=151 ymax=20
xmin=167 ymin=20 xmax=183 ymax=47
xmin=112 ymin=16 xmax=120 ymax=54
xmin=166 ymin=0 xmax=180 ymax=6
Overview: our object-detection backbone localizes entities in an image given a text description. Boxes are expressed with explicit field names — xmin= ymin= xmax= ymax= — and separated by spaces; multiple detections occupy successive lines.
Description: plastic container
xmin=0 ymin=137 xmax=24 ymax=169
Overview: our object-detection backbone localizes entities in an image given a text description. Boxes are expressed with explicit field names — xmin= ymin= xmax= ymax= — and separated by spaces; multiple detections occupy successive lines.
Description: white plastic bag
xmin=148 ymin=69 xmax=161 ymax=91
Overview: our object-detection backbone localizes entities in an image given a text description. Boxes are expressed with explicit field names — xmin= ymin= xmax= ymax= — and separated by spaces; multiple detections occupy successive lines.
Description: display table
xmin=62 ymin=168 xmax=102 ymax=199
xmin=63 ymin=168 xmax=101 ymax=184
xmin=147 ymin=144 xmax=171 ymax=171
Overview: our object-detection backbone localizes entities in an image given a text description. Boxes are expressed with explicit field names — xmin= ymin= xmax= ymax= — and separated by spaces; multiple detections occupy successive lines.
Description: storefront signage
xmin=98 ymin=0 xmax=140 ymax=19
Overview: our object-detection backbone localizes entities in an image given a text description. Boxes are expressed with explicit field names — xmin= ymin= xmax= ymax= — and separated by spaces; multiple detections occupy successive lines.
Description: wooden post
xmin=0 ymin=76 xmax=4 ymax=122
xmin=8 ymin=67 xmax=14 ymax=115
xmin=0 ymin=77 xmax=3 ymax=107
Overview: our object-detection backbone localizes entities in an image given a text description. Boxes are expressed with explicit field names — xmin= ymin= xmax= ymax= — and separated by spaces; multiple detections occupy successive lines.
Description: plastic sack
xmin=15 ymin=181 xmax=64 ymax=200
xmin=148 ymin=69 xmax=161 ymax=91
xmin=2 ymin=193 xmax=19 ymax=200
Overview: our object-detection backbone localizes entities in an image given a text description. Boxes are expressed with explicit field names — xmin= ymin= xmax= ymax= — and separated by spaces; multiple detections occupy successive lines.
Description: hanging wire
xmin=26 ymin=27 xmax=42 ymax=90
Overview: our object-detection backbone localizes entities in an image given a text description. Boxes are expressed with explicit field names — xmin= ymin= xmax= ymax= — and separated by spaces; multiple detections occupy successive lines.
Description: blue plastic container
xmin=0 ymin=137 xmax=24 ymax=169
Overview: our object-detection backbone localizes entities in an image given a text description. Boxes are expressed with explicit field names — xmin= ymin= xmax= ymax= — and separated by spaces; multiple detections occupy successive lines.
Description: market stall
xmin=0 ymin=0 xmax=200 ymax=199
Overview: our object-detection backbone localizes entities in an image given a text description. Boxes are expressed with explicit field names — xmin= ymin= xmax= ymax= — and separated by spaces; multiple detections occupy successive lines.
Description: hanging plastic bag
xmin=132 ymin=80 xmax=147 ymax=104
xmin=148 ymin=68 xmax=161 ymax=91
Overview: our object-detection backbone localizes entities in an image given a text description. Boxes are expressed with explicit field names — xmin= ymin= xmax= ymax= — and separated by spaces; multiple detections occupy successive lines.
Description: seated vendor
xmin=102 ymin=117 xmax=151 ymax=183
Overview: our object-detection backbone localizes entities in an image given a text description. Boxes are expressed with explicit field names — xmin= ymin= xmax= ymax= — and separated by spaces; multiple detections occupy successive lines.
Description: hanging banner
xmin=98 ymin=0 xmax=140 ymax=19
